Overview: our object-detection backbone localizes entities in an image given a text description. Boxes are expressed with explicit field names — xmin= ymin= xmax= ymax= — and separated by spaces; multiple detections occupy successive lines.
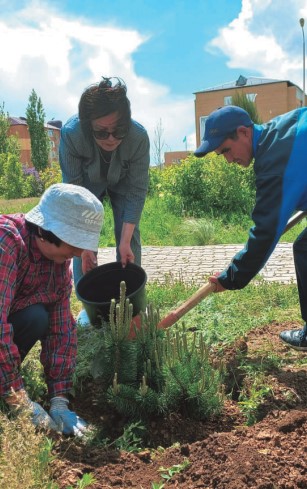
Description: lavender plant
xmin=22 ymin=166 xmax=44 ymax=197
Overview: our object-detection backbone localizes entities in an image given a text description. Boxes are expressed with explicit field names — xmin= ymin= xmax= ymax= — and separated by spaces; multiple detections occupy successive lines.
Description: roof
xmin=194 ymin=75 xmax=301 ymax=94
xmin=9 ymin=116 xmax=27 ymax=125
xmin=9 ymin=116 xmax=61 ymax=130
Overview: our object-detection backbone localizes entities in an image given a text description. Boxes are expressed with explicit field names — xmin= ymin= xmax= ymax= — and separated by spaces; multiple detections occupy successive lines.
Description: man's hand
xmin=208 ymin=273 xmax=227 ymax=293
xmin=49 ymin=397 xmax=88 ymax=437
xmin=6 ymin=389 xmax=59 ymax=432
xmin=81 ymin=250 xmax=97 ymax=274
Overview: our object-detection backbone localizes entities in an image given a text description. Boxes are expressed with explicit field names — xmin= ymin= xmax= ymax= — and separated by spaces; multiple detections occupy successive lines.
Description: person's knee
xmin=27 ymin=304 xmax=49 ymax=339
xmin=9 ymin=304 xmax=49 ymax=361
xmin=8 ymin=304 xmax=49 ymax=340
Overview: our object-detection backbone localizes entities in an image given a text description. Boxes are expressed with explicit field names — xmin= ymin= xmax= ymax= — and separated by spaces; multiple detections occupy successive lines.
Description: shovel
xmin=155 ymin=210 xmax=307 ymax=331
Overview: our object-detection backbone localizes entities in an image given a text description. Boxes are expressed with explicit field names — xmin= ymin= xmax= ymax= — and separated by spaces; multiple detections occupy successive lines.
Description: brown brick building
xmin=194 ymin=75 xmax=305 ymax=147
xmin=164 ymin=150 xmax=191 ymax=167
xmin=8 ymin=117 xmax=61 ymax=167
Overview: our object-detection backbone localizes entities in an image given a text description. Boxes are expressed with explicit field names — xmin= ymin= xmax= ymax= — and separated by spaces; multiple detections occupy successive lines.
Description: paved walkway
xmin=97 ymin=243 xmax=296 ymax=286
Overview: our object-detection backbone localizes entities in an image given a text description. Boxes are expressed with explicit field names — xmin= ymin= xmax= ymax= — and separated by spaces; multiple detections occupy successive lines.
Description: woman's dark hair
xmin=78 ymin=77 xmax=131 ymax=139
xmin=26 ymin=221 xmax=62 ymax=247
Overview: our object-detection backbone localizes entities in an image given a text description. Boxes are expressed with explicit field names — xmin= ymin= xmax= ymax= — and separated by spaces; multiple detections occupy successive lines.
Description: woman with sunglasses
xmin=59 ymin=77 xmax=150 ymax=292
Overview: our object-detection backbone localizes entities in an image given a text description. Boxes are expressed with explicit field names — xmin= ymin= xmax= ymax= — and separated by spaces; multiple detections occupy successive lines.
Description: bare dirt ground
xmin=51 ymin=321 xmax=307 ymax=489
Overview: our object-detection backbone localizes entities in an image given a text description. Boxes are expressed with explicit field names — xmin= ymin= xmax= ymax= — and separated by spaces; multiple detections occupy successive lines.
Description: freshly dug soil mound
xmin=52 ymin=322 xmax=307 ymax=489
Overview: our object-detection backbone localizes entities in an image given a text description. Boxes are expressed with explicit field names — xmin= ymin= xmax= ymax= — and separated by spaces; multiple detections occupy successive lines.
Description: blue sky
xmin=1 ymin=0 xmax=307 ymax=162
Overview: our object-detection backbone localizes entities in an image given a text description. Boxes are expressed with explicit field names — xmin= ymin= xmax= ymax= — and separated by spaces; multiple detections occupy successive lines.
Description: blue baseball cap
xmin=194 ymin=105 xmax=253 ymax=157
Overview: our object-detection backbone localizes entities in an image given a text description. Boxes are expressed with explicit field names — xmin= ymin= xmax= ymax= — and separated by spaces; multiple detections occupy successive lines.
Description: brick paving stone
xmin=97 ymin=243 xmax=296 ymax=286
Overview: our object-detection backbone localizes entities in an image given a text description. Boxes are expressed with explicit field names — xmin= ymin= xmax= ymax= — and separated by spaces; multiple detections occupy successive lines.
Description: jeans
xmin=8 ymin=304 xmax=49 ymax=361
xmin=73 ymin=189 xmax=142 ymax=285
xmin=293 ymin=227 xmax=307 ymax=323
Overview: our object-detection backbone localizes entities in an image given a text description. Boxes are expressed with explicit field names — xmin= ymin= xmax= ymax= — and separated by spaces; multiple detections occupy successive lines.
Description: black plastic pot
xmin=75 ymin=262 xmax=147 ymax=326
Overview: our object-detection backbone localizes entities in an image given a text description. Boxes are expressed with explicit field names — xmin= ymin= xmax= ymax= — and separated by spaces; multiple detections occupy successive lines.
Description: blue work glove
xmin=6 ymin=389 xmax=59 ymax=432
xmin=49 ymin=397 xmax=88 ymax=436
xmin=30 ymin=400 xmax=60 ymax=431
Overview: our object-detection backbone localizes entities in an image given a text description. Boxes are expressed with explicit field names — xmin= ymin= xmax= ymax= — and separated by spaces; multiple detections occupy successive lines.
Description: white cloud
xmin=0 ymin=1 xmax=195 ymax=162
xmin=207 ymin=0 xmax=307 ymax=88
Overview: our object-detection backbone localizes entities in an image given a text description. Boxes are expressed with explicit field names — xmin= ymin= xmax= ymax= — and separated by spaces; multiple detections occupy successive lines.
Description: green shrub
xmin=0 ymin=156 xmax=46 ymax=199
xmin=152 ymin=154 xmax=256 ymax=218
xmin=39 ymin=161 xmax=62 ymax=189
xmin=0 ymin=153 xmax=25 ymax=199
xmin=148 ymin=166 xmax=163 ymax=196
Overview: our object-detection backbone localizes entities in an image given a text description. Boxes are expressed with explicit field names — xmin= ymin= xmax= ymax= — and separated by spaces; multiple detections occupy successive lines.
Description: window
xmin=199 ymin=116 xmax=208 ymax=140
xmin=224 ymin=96 xmax=232 ymax=105
xmin=296 ymin=88 xmax=304 ymax=105
xmin=47 ymin=129 xmax=54 ymax=136
xmin=246 ymin=93 xmax=257 ymax=102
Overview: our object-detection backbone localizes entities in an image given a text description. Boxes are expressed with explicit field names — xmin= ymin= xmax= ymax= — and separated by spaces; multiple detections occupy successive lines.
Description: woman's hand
xmin=81 ymin=250 xmax=98 ymax=274
xmin=119 ymin=242 xmax=135 ymax=268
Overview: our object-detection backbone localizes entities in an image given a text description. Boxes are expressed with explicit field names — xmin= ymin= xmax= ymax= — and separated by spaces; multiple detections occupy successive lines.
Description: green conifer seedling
xmin=91 ymin=281 xmax=224 ymax=420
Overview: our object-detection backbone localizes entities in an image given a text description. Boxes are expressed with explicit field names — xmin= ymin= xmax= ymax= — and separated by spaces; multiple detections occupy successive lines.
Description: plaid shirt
xmin=0 ymin=214 xmax=77 ymax=398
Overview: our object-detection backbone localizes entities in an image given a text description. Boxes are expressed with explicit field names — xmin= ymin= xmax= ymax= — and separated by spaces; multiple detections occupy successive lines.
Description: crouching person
xmin=1 ymin=183 xmax=104 ymax=436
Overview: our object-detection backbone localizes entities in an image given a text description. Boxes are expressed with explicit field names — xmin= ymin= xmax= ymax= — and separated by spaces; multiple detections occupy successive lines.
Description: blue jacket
xmin=219 ymin=107 xmax=307 ymax=290
xmin=59 ymin=115 xmax=150 ymax=225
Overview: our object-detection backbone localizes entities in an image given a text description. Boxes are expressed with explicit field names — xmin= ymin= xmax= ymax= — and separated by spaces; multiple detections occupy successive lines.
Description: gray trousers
xmin=73 ymin=190 xmax=141 ymax=285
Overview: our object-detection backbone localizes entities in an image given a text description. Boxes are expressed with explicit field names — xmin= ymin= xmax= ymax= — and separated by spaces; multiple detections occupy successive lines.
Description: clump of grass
xmin=0 ymin=410 xmax=55 ymax=488
xmin=20 ymin=343 xmax=47 ymax=401
xmin=180 ymin=217 xmax=217 ymax=245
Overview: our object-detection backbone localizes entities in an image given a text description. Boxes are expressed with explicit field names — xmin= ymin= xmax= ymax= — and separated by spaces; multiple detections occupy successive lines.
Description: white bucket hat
xmin=25 ymin=183 xmax=104 ymax=251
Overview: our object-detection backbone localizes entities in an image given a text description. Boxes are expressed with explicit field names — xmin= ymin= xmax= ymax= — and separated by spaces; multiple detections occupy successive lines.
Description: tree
xmin=231 ymin=91 xmax=262 ymax=124
xmin=153 ymin=118 xmax=169 ymax=169
xmin=0 ymin=103 xmax=11 ymax=153
xmin=26 ymin=89 xmax=50 ymax=171
xmin=0 ymin=101 xmax=21 ymax=169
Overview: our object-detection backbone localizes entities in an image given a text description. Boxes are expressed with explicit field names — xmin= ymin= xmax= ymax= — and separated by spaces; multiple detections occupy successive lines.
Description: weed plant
xmin=238 ymin=369 xmax=274 ymax=425
xmin=152 ymin=458 xmax=190 ymax=488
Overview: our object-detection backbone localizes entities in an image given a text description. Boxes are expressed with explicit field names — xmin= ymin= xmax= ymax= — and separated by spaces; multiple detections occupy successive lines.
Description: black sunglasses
xmin=93 ymin=126 xmax=128 ymax=140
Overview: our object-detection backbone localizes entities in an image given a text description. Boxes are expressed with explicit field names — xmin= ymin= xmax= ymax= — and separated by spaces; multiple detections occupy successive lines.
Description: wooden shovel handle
xmin=156 ymin=210 xmax=307 ymax=331
xmin=157 ymin=281 xmax=216 ymax=330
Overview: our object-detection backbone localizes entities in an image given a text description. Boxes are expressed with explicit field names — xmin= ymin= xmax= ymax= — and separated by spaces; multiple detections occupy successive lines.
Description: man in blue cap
xmin=195 ymin=105 xmax=307 ymax=351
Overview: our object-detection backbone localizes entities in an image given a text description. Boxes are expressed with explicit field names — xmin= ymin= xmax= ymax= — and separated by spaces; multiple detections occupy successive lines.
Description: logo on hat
xmin=82 ymin=210 xmax=102 ymax=225
xmin=209 ymin=128 xmax=220 ymax=135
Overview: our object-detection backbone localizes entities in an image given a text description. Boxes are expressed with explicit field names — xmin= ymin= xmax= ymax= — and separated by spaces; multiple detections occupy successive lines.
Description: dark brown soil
xmin=51 ymin=322 xmax=307 ymax=489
